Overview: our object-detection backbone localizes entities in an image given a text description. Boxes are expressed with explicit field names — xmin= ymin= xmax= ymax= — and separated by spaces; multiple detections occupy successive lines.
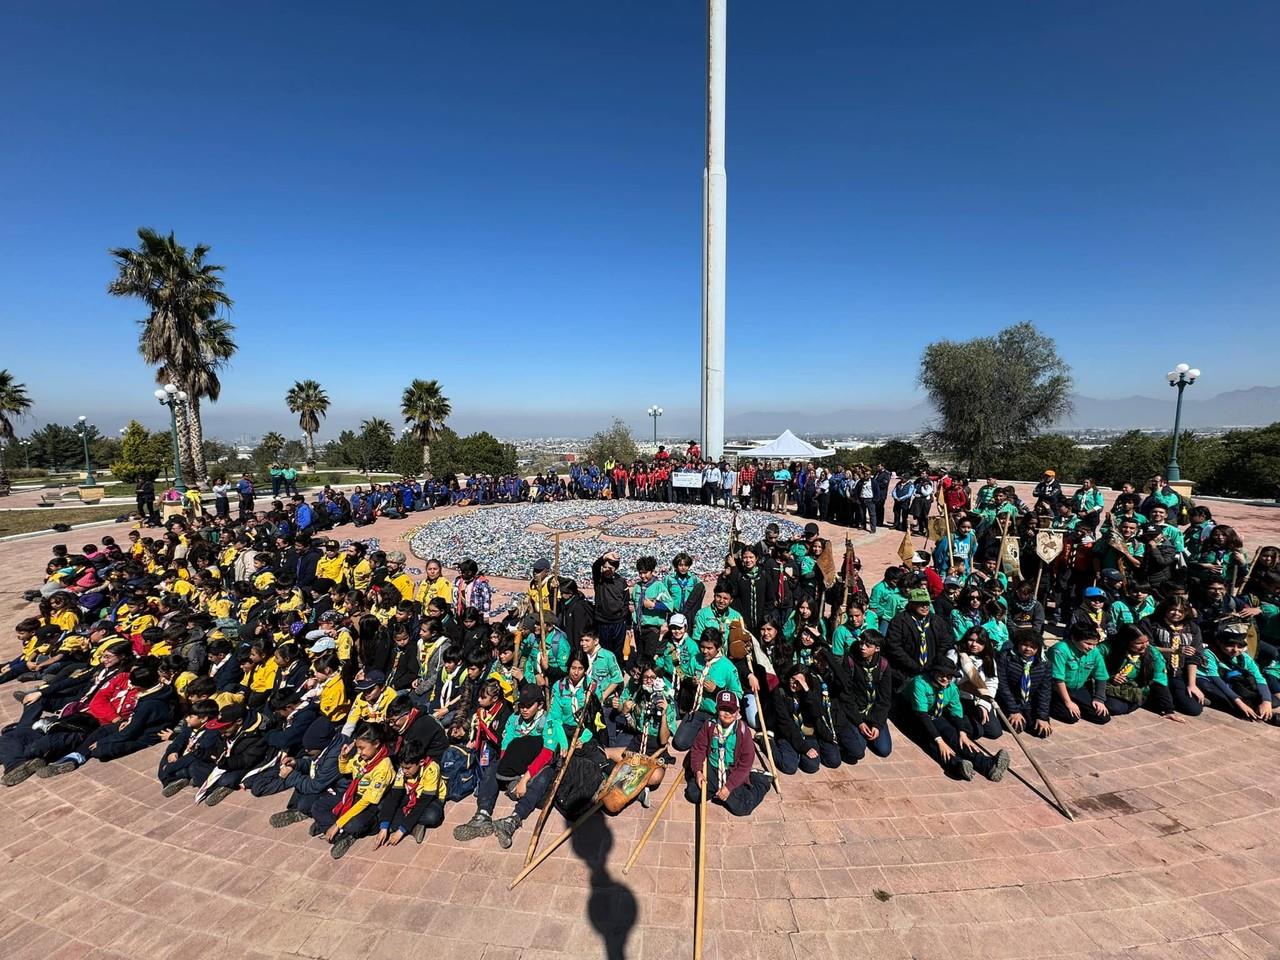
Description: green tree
xmin=1201 ymin=424 xmax=1280 ymax=499
xmin=322 ymin=430 xmax=362 ymax=468
xmin=28 ymin=423 xmax=97 ymax=472
xmin=1082 ymin=431 xmax=1162 ymax=488
xmin=286 ymin=379 xmax=330 ymax=462
xmin=583 ymin=418 xmax=639 ymax=466
xmin=401 ymin=379 xmax=452 ymax=471
xmin=0 ymin=370 xmax=33 ymax=443
xmin=391 ymin=433 xmax=424 ymax=477
xmin=359 ymin=418 xmax=395 ymax=472
xmin=989 ymin=434 xmax=1087 ymax=484
xmin=107 ymin=228 xmax=236 ymax=483
xmin=918 ymin=322 xmax=1072 ymax=475
xmin=110 ymin=420 xmax=165 ymax=483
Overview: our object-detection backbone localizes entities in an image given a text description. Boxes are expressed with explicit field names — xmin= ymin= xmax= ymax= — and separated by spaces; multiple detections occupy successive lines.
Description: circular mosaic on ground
xmin=408 ymin=500 xmax=806 ymax=583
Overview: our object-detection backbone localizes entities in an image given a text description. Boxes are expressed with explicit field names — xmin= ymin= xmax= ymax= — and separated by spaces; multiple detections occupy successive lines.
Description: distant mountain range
xmin=727 ymin=385 xmax=1280 ymax=437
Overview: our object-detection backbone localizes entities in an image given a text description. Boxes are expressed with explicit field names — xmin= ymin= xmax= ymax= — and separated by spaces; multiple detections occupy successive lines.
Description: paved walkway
xmin=0 ymin=491 xmax=1278 ymax=959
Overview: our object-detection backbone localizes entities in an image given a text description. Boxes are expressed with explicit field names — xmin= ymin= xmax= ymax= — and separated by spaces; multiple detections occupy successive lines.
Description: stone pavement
xmin=0 ymin=492 xmax=1278 ymax=960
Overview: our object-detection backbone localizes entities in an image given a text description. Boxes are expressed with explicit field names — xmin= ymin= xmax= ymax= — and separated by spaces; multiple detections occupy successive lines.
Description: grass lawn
xmin=0 ymin=506 xmax=132 ymax=538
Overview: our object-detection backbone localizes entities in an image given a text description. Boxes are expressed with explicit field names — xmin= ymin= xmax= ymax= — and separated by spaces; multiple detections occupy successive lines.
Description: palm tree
xmin=286 ymin=380 xmax=330 ymax=462
xmin=400 ymin=379 xmax=452 ymax=470
xmin=260 ymin=431 xmax=286 ymax=460
xmin=0 ymin=370 xmax=33 ymax=442
xmin=107 ymin=228 xmax=235 ymax=482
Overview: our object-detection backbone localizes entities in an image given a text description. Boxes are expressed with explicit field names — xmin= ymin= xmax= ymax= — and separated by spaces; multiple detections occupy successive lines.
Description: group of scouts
xmin=1 ymin=471 xmax=1277 ymax=861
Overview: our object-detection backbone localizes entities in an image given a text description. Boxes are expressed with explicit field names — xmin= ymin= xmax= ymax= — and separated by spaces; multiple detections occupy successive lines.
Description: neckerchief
xmin=1119 ymin=655 xmax=1139 ymax=682
xmin=401 ymin=757 xmax=436 ymax=815
xmin=1020 ymin=657 xmax=1033 ymax=701
xmin=333 ymin=745 xmax=388 ymax=816
xmin=712 ymin=721 xmax=733 ymax=777
xmin=859 ymin=657 xmax=878 ymax=718
xmin=913 ymin=615 xmax=930 ymax=667
xmin=931 ymin=684 xmax=945 ymax=717
xmin=391 ymin=707 xmax=420 ymax=755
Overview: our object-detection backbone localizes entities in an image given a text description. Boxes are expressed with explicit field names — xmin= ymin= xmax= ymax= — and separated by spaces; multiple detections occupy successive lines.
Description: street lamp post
xmin=76 ymin=416 xmax=97 ymax=486
xmin=647 ymin=405 xmax=664 ymax=447
xmin=19 ymin=439 xmax=30 ymax=469
xmin=155 ymin=383 xmax=189 ymax=493
xmin=1165 ymin=363 xmax=1201 ymax=483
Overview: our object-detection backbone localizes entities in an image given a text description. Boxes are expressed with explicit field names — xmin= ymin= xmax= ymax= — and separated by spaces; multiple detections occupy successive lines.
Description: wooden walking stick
xmin=622 ymin=765 xmax=688 ymax=875
xmin=744 ymin=640 xmax=781 ymax=796
xmin=524 ymin=681 xmax=598 ymax=865
xmin=993 ymin=702 xmax=1074 ymax=821
xmin=509 ymin=799 xmax=604 ymax=890
xmin=939 ymin=483 xmax=956 ymax=571
xmin=694 ymin=755 xmax=709 ymax=960
xmin=836 ymin=535 xmax=853 ymax=628
xmin=1234 ymin=545 xmax=1264 ymax=598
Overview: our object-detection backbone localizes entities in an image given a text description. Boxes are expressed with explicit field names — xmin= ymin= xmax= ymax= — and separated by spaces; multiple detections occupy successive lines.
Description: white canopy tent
xmin=737 ymin=429 xmax=836 ymax=459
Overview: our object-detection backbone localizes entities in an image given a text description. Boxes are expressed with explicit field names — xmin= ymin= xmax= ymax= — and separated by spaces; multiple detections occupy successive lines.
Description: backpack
xmin=215 ymin=617 xmax=241 ymax=639
xmin=441 ymin=744 xmax=477 ymax=801
xmin=552 ymin=746 xmax=610 ymax=820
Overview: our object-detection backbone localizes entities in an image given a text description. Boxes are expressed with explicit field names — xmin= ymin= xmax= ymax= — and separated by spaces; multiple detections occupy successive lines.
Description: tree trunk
xmin=172 ymin=404 xmax=192 ymax=486
xmin=185 ymin=397 xmax=207 ymax=483
xmin=421 ymin=440 xmax=431 ymax=471
xmin=306 ymin=430 xmax=316 ymax=463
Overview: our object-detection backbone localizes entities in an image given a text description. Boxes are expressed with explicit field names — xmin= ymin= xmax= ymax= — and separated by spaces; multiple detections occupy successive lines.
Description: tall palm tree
xmin=0 ymin=370 xmax=33 ymax=442
xmin=260 ymin=431 xmax=286 ymax=459
xmin=286 ymin=380 xmax=330 ymax=462
xmin=400 ymin=379 xmax=451 ymax=470
xmin=107 ymin=228 xmax=235 ymax=482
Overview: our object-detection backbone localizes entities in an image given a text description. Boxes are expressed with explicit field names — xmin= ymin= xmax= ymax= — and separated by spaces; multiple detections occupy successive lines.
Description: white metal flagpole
xmin=701 ymin=0 xmax=727 ymax=460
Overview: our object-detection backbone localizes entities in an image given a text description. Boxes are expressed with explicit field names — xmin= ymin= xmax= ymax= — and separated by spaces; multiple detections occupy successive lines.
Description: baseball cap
xmin=907 ymin=588 xmax=931 ymax=603
xmin=715 ymin=690 xmax=740 ymax=713
xmin=354 ymin=670 xmax=387 ymax=690
xmin=943 ymin=576 xmax=963 ymax=588
xmin=387 ymin=551 xmax=406 ymax=564
xmin=518 ymin=686 xmax=544 ymax=707
xmin=205 ymin=703 xmax=247 ymax=731
xmin=911 ymin=551 xmax=930 ymax=565
xmin=1083 ymin=586 xmax=1106 ymax=599
xmin=803 ymin=522 xmax=819 ymax=537
xmin=533 ymin=559 xmax=550 ymax=573
xmin=668 ymin=613 xmax=688 ymax=628
xmin=319 ymin=610 xmax=343 ymax=625
xmin=308 ymin=635 xmax=337 ymax=654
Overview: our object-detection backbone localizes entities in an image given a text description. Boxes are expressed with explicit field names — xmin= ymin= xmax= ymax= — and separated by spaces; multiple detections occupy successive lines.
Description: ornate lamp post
xmin=1164 ymin=363 xmax=1200 ymax=483
xmin=75 ymin=416 xmax=96 ymax=486
xmin=19 ymin=438 xmax=31 ymax=469
xmin=647 ymin=405 xmax=664 ymax=447
xmin=155 ymin=383 xmax=189 ymax=493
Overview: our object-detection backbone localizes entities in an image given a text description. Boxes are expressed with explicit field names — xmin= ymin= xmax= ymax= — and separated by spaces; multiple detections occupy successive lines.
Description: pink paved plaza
xmin=1 ymin=490 xmax=1279 ymax=960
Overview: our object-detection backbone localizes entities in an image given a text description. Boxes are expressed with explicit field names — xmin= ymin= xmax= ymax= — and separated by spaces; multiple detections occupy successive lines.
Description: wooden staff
xmin=744 ymin=641 xmax=781 ymax=796
xmin=550 ymin=531 xmax=563 ymax=614
xmin=993 ymin=702 xmax=1074 ymax=821
xmin=1233 ymin=545 xmax=1263 ymax=598
xmin=939 ymin=482 xmax=956 ymax=571
xmin=694 ymin=755 xmax=709 ymax=960
xmin=509 ymin=799 xmax=603 ymax=890
xmin=524 ymin=681 xmax=598 ymax=865
xmin=622 ymin=765 xmax=687 ymax=875
xmin=996 ymin=515 xmax=1013 ymax=577
xmin=836 ymin=535 xmax=853 ymax=627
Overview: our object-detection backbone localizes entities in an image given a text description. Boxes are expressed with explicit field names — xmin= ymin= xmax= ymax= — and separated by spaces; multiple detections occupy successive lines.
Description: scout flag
xmin=1035 ymin=530 xmax=1065 ymax=565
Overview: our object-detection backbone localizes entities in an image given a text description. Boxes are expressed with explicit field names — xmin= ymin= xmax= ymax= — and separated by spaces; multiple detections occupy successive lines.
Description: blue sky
xmin=2 ymin=2 xmax=1277 ymax=440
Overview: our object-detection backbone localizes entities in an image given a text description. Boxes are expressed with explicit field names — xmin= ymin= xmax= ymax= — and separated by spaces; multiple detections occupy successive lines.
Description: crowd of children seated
xmin=2 ymin=470 xmax=1276 ymax=861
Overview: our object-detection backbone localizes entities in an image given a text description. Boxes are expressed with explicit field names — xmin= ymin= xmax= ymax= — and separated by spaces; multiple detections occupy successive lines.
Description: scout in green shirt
xmin=581 ymin=630 xmax=625 ymax=705
xmin=1101 ymin=626 xmax=1169 ymax=713
xmin=1201 ymin=630 xmax=1274 ymax=722
xmin=1144 ymin=504 xmax=1186 ymax=555
xmin=521 ymin=624 xmax=571 ymax=686
xmin=614 ymin=662 xmax=678 ymax=748
xmin=691 ymin=628 xmax=742 ymax=716
xmin=831 ymin=604 xmax=868 ymax=658
xmin=869 ymin=571 xmax=908 ymax=627
xmin=1049 ymin=624 xmax=1112 ymax=723
xmin=631 ymin=556 xmax=674 ymax=630
xmin=691 ymin=589 xmax=743 ymax=642
xmin=901 ymin=661 xmax=1009 ymax=782
xmin=544 ymin=654 xmax=598 ymax=752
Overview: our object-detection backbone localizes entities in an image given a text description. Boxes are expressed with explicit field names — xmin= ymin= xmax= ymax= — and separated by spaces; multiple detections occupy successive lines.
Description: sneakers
xmin=2 ymin=758 xmax=45 ymax=787
xmin=453 ymin=811 xmax=495 ymax=842
xmin=330 ymin=834 xmax=356 ymax=860
xmin=161 ymin=779 xmax=191 ymax=798
xmin=639 ymin=787 xmax=651 ymax=809
xmin=10 ymin=691 xmax=27 ymax=703
xmin=987 ymin=749 xmax=1011 ymax=783
xmin=955 ymin=759 xmax=975 ymax=782
xmin=493 ymin=815 xmax=521 ymax=849
xmin=412 ymin=824 xmax=427 ymax=844
xmin=309 ymin=821 xmax=326 ymax=838
xmin=203 ymin=786 xmax=234 ymax=807
xmin=269 ymin=809 xmax=308 ymax=829
xmin=38 ymin=760 xmax=77 ymax=778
